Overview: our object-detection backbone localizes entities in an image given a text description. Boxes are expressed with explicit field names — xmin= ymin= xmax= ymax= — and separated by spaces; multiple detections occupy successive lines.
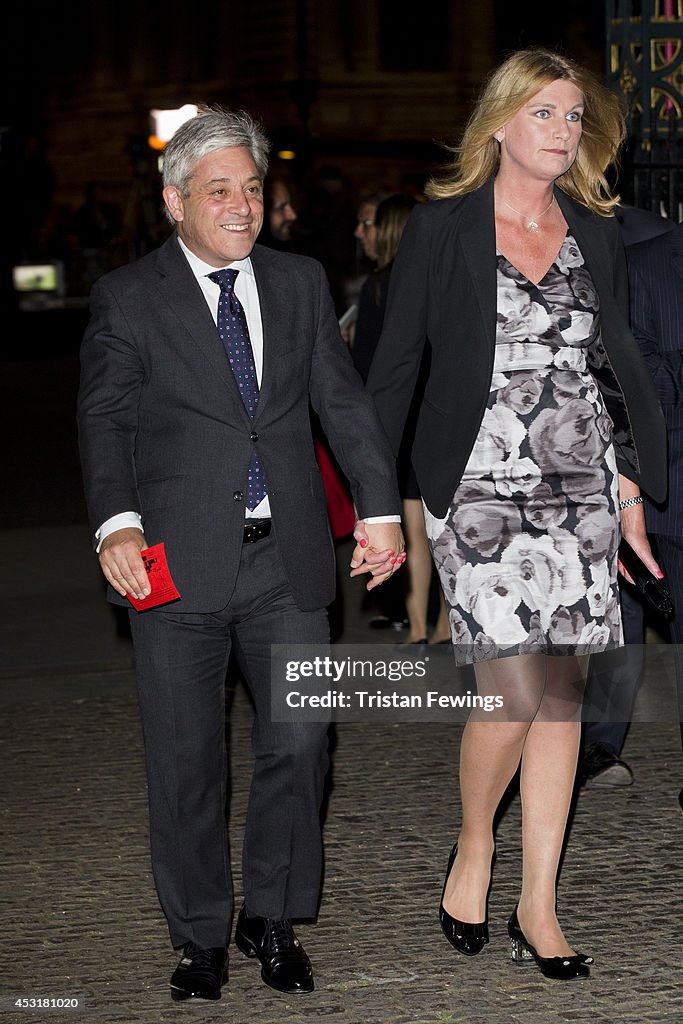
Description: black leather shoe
xmin=507 ymin=906 xmax=591 ymax=980
xmin=439 ymin=843 xmax=489 ymax=956
xmin=170 ymin=942 xmax=228 ymax=1001
xmin=234 ymin=906 xmax=314 ymax=993
xmin=581 ymin=741 xmax=633 ymax=787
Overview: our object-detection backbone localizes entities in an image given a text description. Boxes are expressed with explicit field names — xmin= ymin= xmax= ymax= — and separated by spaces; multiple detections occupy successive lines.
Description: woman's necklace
xmin=500 ymin=195 xmax=555 ymax=231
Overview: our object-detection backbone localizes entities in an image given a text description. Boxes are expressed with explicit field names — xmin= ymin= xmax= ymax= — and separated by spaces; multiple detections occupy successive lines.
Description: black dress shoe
xmin=507 ymin=906 xmax=591 ymax=980
xmin=170 ymin=942 xmax=228 ymax=1001
xmin=439 ymin=843 xmax=489 ymax=956
xmin=234 ymin=906 xmax=314 ymax=993
xmin=396 ymin=638 xmax=428 ymax=652
xmin=581 ymin=741 xmax=633 ymax=787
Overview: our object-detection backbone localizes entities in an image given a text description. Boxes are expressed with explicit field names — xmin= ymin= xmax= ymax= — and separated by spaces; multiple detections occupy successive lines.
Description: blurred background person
xmin=584 ymin=222 xmax=683 ymax=809
xmin=341 ymin=188 xmax=394 ymax=347
xmin=627 ymin=223 xmax=683 ymax=812
xmin=260 ymin=174 xmax=299 ymax=250
xmin=296 ymin=164 xmax=357 ymax=316
xmin=354 ymin=189 xmax=391 ymax=266
xmin=260 ymin=171 xmax=359 ymax=635
xmin=352 ymin=193 xmax=450 ymax=644
xmin=351 ymin=194 xmax=416 ymax=381
xmin=581 ymin=205 xmax=677 ymax=789
xmin=68 ymin=180 xmax=125 ymax=292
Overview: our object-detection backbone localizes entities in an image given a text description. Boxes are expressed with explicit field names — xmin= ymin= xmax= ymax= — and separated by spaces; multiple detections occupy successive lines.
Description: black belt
xmin=243 ymin=519 xmax=272 ymax=544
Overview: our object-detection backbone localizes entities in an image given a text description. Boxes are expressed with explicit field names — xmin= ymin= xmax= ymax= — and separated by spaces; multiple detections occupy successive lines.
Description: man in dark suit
xmin=77 ymin=106 xmax=403 ymax=1002
xmin=583 ymin=219 xmax=683 ymax=803
xmin=628 ymin=222 xmax=683 ymax=808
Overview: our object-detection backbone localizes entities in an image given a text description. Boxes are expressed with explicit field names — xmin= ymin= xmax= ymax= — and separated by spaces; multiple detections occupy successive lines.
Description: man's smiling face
xmin=163 ymin=145 xmax=264 ymax=266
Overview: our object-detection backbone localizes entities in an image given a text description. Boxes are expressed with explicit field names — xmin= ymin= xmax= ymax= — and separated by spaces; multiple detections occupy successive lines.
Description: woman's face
xmin=495 ymin=78 xmax=584 ymax=183
xmin=354 ymin=202 xmax=378 ymax=261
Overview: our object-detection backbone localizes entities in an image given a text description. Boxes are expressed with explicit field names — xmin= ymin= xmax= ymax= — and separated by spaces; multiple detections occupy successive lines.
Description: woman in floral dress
xmin=367 ymin=49 xmax=666 ymax=980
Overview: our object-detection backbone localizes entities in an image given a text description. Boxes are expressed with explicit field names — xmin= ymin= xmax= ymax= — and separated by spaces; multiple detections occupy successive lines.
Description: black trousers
xmin=652 ymin=533 xmax=683 ymax=749
xmin=583 ymin=582 xmax=645 ymax=752
xmin=129 ymin=531 xmax=330 ymax=949
xmin=585 ymin=533 xmax=683 ymax=753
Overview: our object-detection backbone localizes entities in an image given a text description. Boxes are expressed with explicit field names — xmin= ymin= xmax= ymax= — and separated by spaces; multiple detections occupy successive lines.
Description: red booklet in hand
xmin=127 ymin=543 xmax=181 ymax=612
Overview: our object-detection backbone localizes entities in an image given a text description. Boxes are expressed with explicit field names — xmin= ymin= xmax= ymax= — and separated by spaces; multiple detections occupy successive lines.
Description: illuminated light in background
xmin=149 ymin=104 xmax=199 ymax=148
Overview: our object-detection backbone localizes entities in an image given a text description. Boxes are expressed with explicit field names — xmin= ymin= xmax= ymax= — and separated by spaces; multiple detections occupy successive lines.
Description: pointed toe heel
xmin=439 ymin=844 xmax=489 ymax=957
xmin=507 ymin=906 xmax=590 ymax=980
xmin=440 ymin=907 xmax=489 ymax=956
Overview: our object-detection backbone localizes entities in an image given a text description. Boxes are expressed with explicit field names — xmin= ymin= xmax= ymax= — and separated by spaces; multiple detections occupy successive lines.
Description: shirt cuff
xmin=96 ymin=512 xmax=143 ymax=552
xmin=362 ymin=515 xmax=402 ymax=524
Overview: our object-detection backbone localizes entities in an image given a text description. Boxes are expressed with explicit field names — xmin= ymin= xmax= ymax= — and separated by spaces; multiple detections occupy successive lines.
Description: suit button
xmin=250 ymin=431 xmax=259 ymax=442
xmin=233 ymin=490 xmax=243 ymax=502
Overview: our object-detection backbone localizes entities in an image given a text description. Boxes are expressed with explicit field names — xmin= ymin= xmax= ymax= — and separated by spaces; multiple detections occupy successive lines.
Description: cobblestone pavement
xmin=1 ymin=529 xmax=682 ymax=1024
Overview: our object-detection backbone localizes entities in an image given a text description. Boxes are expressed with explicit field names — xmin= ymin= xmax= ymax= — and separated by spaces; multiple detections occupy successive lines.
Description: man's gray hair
xmin=161 ymin=105 xmax=270 ymax=222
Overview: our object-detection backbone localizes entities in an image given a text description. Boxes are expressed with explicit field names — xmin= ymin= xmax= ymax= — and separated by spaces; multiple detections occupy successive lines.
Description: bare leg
xmin=402 ymin=498 xmax=433 ymax=642
xmin=517 ymin=655 xmax=588 ymax=957
xmin=442 ymin=654 xmax=546 ymax=923
xmin=443 ymin=653 xmax=587 ymax=949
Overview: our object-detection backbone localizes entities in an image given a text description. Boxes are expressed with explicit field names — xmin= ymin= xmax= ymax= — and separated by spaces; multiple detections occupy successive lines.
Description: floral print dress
xmin=424 ymin=235 xmax=622 ymax=664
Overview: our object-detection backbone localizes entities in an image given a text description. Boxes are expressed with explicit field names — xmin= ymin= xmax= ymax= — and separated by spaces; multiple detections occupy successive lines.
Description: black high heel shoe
xmin=507 ymin=905 xmax=592 ymax=980
xmin=439 ymin=844 xmax=489 ymax=956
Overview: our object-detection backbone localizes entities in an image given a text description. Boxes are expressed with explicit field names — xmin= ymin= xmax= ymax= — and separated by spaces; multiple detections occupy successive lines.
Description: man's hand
xmin=99 ymin=528 xmax=149 ymax=600
xmin=349 ymin=520 xmax=406 ymax=591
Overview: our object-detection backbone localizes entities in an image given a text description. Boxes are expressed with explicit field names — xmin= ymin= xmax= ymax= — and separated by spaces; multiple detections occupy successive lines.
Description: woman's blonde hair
xmin=426 ymin=48 xmax=626 ymax=215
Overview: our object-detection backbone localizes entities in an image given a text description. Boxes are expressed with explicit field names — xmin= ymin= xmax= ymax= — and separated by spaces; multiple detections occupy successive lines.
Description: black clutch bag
xmin=618 ymin=539 xmax=674 ymax=620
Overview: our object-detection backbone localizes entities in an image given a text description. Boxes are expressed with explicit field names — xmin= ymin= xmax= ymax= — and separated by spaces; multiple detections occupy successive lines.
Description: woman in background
xmin=353 ymin=194 xmax=451 ymax=646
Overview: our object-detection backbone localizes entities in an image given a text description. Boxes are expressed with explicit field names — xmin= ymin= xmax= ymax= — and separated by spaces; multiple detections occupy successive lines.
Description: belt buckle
xmin=244 ymin=519 xmax=269 ymax=544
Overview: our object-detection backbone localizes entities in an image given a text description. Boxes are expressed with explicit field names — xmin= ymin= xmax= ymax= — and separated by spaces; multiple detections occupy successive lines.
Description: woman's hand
xmin=617 ymin=476 xmax=664 ymax=583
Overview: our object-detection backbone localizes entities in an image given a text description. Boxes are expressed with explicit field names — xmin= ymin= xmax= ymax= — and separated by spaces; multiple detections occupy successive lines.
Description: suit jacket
xmin=367 ymin=179 xmax=667 ymax=519
xmin=77 ymin=234 xmax=401 ymax=612
xmin=627 ymin=223 xmax=683 ymax=536
xmin=615 ymin=204 xmax=676 ymax=247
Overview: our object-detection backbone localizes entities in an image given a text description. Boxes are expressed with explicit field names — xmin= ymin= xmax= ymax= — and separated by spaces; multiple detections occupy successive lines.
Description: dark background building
xmin=1 ymin=1 xmax=678 ymax=531
xmin=2 ymin=1 xmax=604 ymax=291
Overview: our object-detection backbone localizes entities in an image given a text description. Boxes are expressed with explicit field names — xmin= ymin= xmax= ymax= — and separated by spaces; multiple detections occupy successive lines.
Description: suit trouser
xmin=650 ymin=534 xmax=683 ymax=749
xmin=584 ymin=583 xmax=644 ymax=753
xmin=128 ymin=530 xmax=330 ymax=949
xmin=584 ymin=534 xmax=683 ymax=753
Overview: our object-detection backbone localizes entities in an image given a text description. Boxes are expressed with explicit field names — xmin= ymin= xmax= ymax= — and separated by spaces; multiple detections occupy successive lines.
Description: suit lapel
xmin=554 ymin=189 xmax=614 ymax=300
xmin=455 ymin=185 xmax=618 ymax=350
xmin=153 ymin=235 xmax=252 ymax=420
xmin=458 ymin=180 xmax=498 ymax=348
xmin=249 ymin=245 xmax=288 ymax=421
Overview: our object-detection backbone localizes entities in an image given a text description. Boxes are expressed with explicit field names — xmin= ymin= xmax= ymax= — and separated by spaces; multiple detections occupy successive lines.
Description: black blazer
xmin=627 ymin=223 xmax=683 ymax=536
xmin=367 ymin=179 xmax=667 ymax=518
xmin=77 ymin=234 xmax=400 ymax=612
